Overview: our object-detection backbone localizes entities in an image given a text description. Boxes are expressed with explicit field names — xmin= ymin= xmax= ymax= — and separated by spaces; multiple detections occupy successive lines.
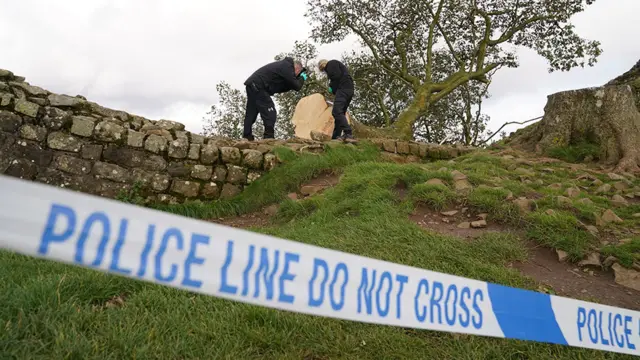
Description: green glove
xmin=328 ymin=87 xmax=333 ymax=94
xmin=300 ymin=72 xmax=308 ymax=81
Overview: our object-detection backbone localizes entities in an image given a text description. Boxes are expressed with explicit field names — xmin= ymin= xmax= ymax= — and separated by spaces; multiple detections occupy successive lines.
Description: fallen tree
xmin=503 ymin=59 xmax=640 ymax=173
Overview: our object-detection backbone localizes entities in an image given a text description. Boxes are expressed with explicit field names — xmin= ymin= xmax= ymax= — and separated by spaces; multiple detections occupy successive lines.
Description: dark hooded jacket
xmin=244 ymin=57 xmax=304 ymax=95
xmin=324 ymin=60 xmax=354 ymax=93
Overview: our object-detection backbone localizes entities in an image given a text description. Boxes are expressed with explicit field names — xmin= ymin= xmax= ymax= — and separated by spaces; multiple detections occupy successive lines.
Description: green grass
xmin=409 ymin=183 xmax=456 ymax=210
xmin=601 ymin=238 xmax=640 ymax=268
xmin=525 ymin=210 xmax=596 ymax=261
xmin=546 ymin=142 xmax=601 ymax=163
xmin=1 ymin=146 xmax=636 ymax=359
xmin=153 ymin=144 xmax=380 ymax=219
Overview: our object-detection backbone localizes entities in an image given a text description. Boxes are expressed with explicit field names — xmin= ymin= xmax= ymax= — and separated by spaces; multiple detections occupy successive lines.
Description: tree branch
xmin=489 ymin=15 xmax=551 ymax=45
xmin=347 ymin=23 xmax=417 ymax=89
xmin=425 ymin=0 xmax=464 ymax=68
xmin=426 ymin=0 xmax=447 ymax=81
xmin=477 ymin=116 xmax=543 ymax=146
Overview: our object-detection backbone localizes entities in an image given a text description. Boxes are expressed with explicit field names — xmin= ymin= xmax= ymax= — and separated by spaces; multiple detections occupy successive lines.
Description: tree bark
xmin=505 ymin=85 xmax=640 ymax=173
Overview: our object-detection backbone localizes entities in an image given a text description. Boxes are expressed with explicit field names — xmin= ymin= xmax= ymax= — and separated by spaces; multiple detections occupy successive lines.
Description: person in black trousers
xmin=318 ymin=59 xmax=354 ymax=140
xmin=243 ymin=57 xmax=308 ymax=140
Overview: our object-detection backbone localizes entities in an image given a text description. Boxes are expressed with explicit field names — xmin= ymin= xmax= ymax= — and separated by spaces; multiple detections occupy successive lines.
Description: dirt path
xmin=408 ymin=205 xmax=640 ymax=310
xmin=513 ymin=241 xmax=640 ymax=310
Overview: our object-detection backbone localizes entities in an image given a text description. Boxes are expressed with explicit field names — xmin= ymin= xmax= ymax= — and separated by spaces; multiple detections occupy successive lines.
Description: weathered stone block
xmin=168 ymin=137 xmax=189 ymax=159
xmin=200 ymin=144 xmax=219 ymax=164
xmin=227 ymin=164 xmax=247 ymax=184
xmin=81 ymin=144 xmax=102 ymax=160
xmin=93 ymin=162 xmax=130 ymax=183
xmin=9 ymin=82 xmax=47 ymax=97
xmin=383 ymin=140 xmax=396 ymax=153
xmin=88 ymin=102 xmax=129 ymax=121
xmin=242 ymin=149 xmax=263 ymax=169
xmin=28 ymin=97 xmax=48 ymax=106
xmin=142 ymin=155 xmax=167 ymax=171
xmin=202 ymin=182 xmax=220 ymax=199
xmin=145 ymin=134 xmax=167 ymax=154
xmin=8 ymin=140 xmax=53 ymax=167
xmin=0 ymin=110 xmax=22 ymax=132
xmin=151 ymin=174 xmax=171 ymax=192
xmin=47 ymin=132 xmax=82 ymax=152
xmin=220 ymin=183 xmax=241 ymax=199
xmin=409 ymin=143 xmax=421 ymax=156
xmin=396 ymin=141 xmax=410 ymax=154
xmin=130 ymin=115 xmax=144 ymax=130
xmin=256 ymin=144 xmax=273 ymax=154
xmin=14 ymin=99 xmax=40 ymax=118
xmin=42 ymin=107 xmax=71 ymax=130
xmin=103 ymin=145 xmax=147 ymax=168
xmin=212 ymin=165 xmax=227 ymax=181
xmin=264 ymin=153 xmax=277 ymax=171
xmin=191 ymin=165 xmax=213 ymax=180
xmin=419 ymin=144 xmax=429 ymax=158
xmin=0 ymin=81 xmax=9 ymax=92
xmin=0 ymin=132 xmax=16 ymax=149
xmin=156 ymin=119 xmax=185 ymax=131
xmin=171 ymin=180 xmax=200 ymax=198
xmin=132 ymin=169 xmax=171 ymax=192
xmin=5 ymin=158 xmax=38 ymax=180
xmin=54 ymin=154 xmax=92 ymax=175
xmin=188 ymin=144 xmax=200 ymax=160
xmin=168 ymin=162 xmax=193 ymax=178
xmin=221 ymin=147 xmax=241 ymax=164
xmin=0 ymin=69 xmax=14 ymax=80
xmin=94 ymin=120 xmax=126 ymax=142
xmin=143 ymin=127 xmax=174 ymax=141
xmin=10 ymin=82 xmax=48 ymax=97
xmin=48 ymin=94 xmax=87 ymax=108
xmin=127 ymin=129 xmax=145 ymax=147
xmin=70 ymin=116 xmax=96 ymax=137
xmin=247 ymin=171 xmax=261 ymax=184
xmin=191 ymin=133 xmax=205 ymax=144
xmin=12 ymin=87 xmax=26 ymax=100
xmin=0 ymin=93 xmax=13 ymax=107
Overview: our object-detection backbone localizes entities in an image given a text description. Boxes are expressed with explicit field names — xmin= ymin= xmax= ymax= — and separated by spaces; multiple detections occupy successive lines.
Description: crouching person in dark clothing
xmin=243 ymin=57 xmax=308 ymax=140
xmin=318 ymin=59 xmax=354 ymax=140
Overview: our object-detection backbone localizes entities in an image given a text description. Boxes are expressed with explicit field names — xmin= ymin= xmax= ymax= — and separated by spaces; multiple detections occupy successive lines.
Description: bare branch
xmin=426 ymin=0 xmax=446 ymax=81
xmin=347 ymin=23 xmax=417 ymax=89
xmin=425 ymin=1 xmax=464 ymax=67
xmin=477 ymin=116 xmax=543 ymax=146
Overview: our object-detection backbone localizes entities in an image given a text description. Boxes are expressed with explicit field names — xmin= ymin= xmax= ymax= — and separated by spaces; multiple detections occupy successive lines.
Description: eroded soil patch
xmin=512 ymin=241 xmax=640 ymax=310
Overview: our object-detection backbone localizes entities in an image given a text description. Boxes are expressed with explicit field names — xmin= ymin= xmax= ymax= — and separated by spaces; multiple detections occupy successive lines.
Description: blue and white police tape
xmin=0 ymin=174 xmax=639 ymax=356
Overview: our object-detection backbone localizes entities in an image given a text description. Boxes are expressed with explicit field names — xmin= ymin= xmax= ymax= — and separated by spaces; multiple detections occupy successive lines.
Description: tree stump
xmin=506 ymin=84 xmax=640 ymax=173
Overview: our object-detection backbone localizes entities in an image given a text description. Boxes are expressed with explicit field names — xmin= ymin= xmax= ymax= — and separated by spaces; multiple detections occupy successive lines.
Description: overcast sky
xmin=1 ymin=0 xmax=638 ymax=137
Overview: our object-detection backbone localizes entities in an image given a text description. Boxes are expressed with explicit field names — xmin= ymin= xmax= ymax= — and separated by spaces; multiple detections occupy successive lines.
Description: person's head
xmin=294 ymin=60 xmax=303 ymax=76
xmin=318 ymin=59 xmax=328 ymax=72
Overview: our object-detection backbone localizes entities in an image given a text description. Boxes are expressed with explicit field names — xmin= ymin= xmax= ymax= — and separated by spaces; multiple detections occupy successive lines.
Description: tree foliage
xmin=305 ymin=0 xmax=602 ymax=139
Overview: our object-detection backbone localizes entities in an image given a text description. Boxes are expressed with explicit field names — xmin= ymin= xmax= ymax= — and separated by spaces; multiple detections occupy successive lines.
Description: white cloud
xmin=1 ymin=0 xmax=638 ymax=136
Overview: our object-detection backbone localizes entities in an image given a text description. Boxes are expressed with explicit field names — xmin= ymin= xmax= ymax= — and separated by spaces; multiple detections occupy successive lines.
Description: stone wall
xmin=0 ymin=68 xmax=474 ymax=204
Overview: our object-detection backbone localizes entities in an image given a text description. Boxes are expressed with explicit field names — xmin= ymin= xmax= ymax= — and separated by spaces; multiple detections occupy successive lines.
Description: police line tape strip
xmin=0 ymin=174 xmax=639 ymax=356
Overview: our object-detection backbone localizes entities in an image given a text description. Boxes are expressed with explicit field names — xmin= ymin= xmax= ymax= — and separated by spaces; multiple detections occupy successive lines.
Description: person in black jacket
xmin=243 ymin=57 xmax=308 ymax=140
xmin=318 ymin=59 xmax=354 ymax=140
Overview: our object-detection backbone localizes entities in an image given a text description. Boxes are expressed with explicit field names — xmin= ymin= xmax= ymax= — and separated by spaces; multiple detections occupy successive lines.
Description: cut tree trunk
xmin=505 ymin=84 xmax=640 ymax=173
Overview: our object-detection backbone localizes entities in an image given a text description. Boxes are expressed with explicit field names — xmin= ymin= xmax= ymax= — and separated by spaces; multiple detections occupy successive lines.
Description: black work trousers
xmin=331 ymin=88 xmax=354 ymax=139
xmin=243 ymin=83 xmax=277 ymax=140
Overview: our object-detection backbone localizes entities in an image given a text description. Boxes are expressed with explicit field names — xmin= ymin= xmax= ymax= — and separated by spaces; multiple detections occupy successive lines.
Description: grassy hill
xmin=2 ymin=142 xmax=640 ymax=359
